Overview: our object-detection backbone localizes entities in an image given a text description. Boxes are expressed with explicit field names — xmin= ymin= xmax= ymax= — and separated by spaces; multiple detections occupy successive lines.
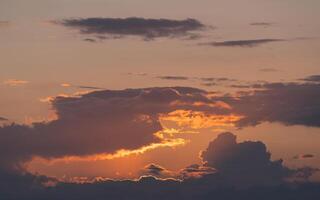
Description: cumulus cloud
xmin=200 ymin=132 xmax=295 ymax=187
xmin=54 ymin=17 xmax=206 ymax=40
xmin=200 ymin=39 xmax=285 ymax=47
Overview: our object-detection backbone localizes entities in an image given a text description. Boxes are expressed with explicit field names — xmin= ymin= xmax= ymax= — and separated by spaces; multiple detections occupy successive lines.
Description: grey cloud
xmin=54 ymin=17 xmax=206 ymax=40
xmin=200 ymin=39 xmax=286 ymax=47
xmin=222 ymin=82 xmax=320 ymax=127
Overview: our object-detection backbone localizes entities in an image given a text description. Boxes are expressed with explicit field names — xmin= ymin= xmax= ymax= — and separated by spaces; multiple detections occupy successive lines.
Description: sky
xmin=0 ymin=0 xmax=320 ymax=199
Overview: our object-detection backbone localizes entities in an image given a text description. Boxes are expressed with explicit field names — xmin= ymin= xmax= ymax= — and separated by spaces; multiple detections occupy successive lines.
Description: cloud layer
xmin=0 ymin=133 xmax=318 ymax=200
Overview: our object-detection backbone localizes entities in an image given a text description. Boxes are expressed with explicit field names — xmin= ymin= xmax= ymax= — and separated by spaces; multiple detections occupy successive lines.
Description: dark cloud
xmin=200 ymin=39 xmax=285 ymax=47
xmin=219 ymin=82 xmax=320 ymax=127
xmin=0 ymin=87 xmax=231 ymax=171
xmin=54 ymin=17 xmax=206 ymax=40
xmin=179 ymin=164 xmax=216 ymax=179
xmin=4 ymin=178 xmax=320 ymax=200
xmin=143 ymin=164 xmax=166 ymax=175
xmin=157 ymin=76 xmax=190 ymax=80
xmin=1 ymin=133 xmax=318 ymax=200
xmin=302 ymin=75 xmax=320 ymax=82
xmin=140 ymin=164 xmax=176 ymax=178
xmin=200 ymin=132 xmax=297 ymax=187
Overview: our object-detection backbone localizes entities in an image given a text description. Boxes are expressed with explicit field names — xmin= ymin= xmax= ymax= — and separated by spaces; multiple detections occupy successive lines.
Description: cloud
xmin=1 ymin=133 xmax=318 ymax=200
xmin=293 ymin=154 xmax=315 ymax=160
xmin=0 ymin=87 xmax=234 ymax=171
xmin=0 ymin=117 xmax=8 ymax=121
xmin=250 ymin=22 xmax=274 ymax=26
xmin=200 ymin=39 xmax=285 ymax=47
xmin=222 ymin=82 xmax=320 ymax=127
xmin=3 ymin=79 xmax=29 ymax=86
xmin=200 ymin=77 xmax=237 ymax=87
xmin=140 ymin=164 xmax=176 ymax=178
xmin=179 ymin=164 xmax=216 ymax=179
xmin=60 ymin=83 xmax=103 ymax=90
xmin=157 ymin=76 xmax=190 ymax=80
xmin=259 ymin=68 xmax=278 ymax=72
xmin=302 ymin=75 xmax=320 ymax=82
xmin=83 ymin=38 xmax=96 ymax=43
xmin=54 ymin=17 xmax=206 ymax=40
xmin=199 ymin=132 xmax=295 ymax=187
xmin=0 ymin=21 xmax=9 ymax=27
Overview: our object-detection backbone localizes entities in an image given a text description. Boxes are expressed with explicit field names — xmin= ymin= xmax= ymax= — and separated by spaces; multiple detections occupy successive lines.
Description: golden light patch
xmin=61 ymin=83 xmax=72 ymax=87
xmin=35 ymin=137 xmax=187 ymax=164
xmin=160 ymin=110 xmax=242 ymax=129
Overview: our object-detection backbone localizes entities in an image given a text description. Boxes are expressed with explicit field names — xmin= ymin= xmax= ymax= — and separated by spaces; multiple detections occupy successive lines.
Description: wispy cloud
xmin=199 ymin=39 xmax=286 ymax=47
xmin=3 ymin=79 xmax=29 ymax=86
xmin=157 ymin=76 xmax=190 ymax=80
xmin=259 ymin=68 xmax=279 ymax=72
xmin=250 ymin=22 xmax=274 ymax=27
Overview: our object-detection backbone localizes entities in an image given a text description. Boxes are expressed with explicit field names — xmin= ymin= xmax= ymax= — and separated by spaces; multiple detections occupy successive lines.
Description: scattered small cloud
xmin=293 ymin=154 xmax=315 ymax=160
xmin=250 ymin=22 xmax=274 ymax=27
xmin=83 ymin=38 xmax=97 ymax=43
xmin=157 ymin=76 xmax=190 ymax=81
xmin=259 ymin=68 xmax=279 ymax=72
xmin=199 ymin=39 xmax=286 ymax=47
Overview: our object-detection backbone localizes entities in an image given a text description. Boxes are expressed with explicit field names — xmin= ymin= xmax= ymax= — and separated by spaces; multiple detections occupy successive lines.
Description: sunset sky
xmin=1 ymin=0 xmax=320 ymax=199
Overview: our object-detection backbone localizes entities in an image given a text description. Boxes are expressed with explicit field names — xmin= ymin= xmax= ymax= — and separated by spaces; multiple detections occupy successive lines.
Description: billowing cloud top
xmin=54 ymin=17 xmax=206 ymax=40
